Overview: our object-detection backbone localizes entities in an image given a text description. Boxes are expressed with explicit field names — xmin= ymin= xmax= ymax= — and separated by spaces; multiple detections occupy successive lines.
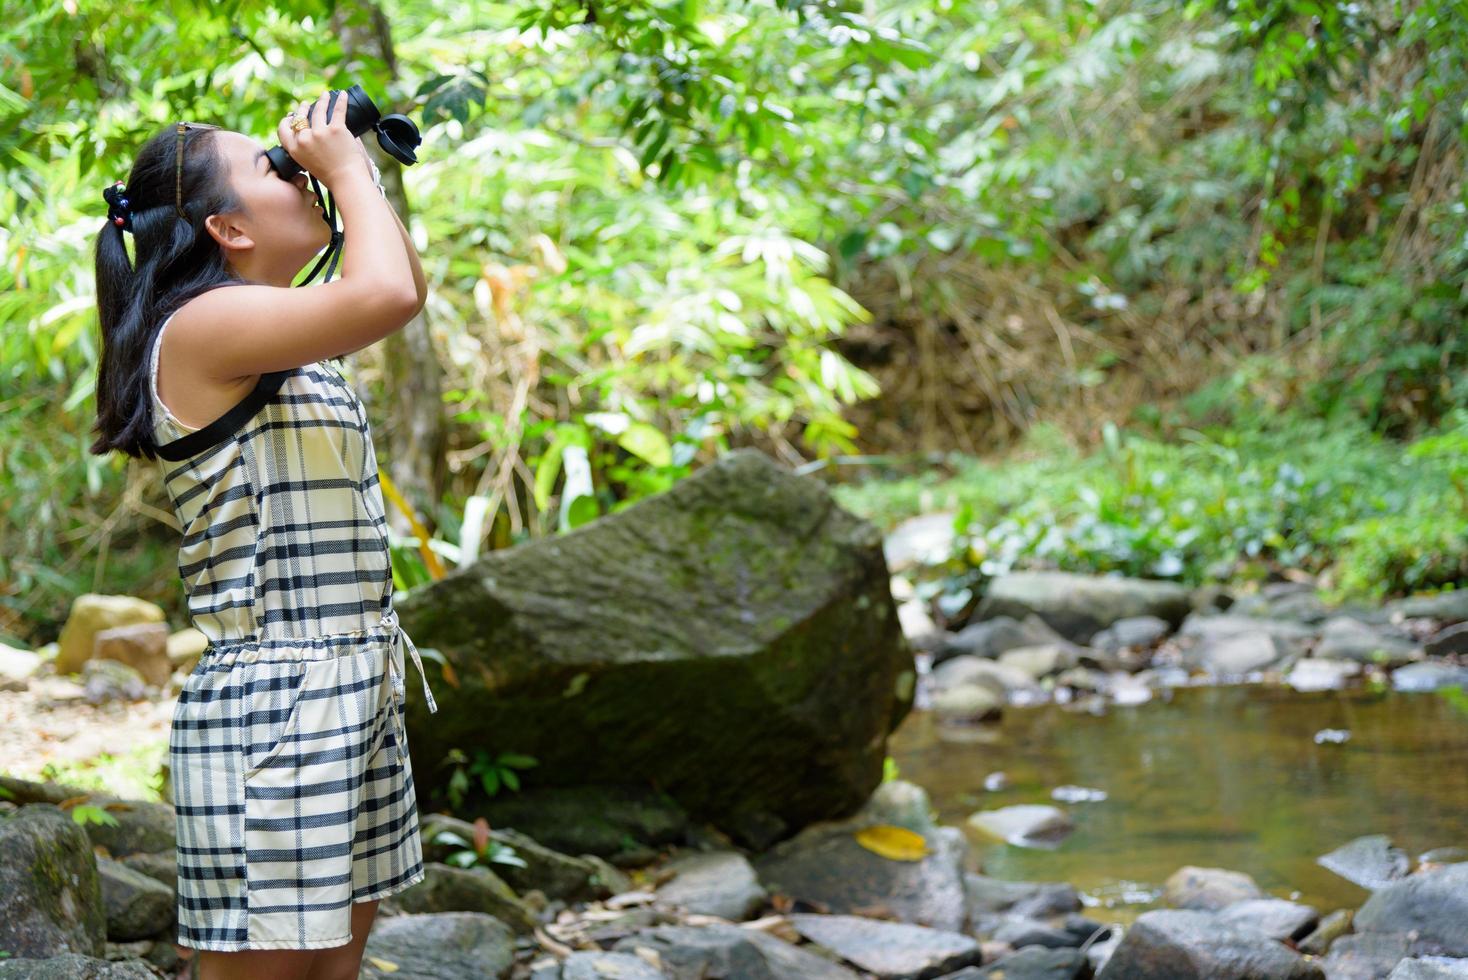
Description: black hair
xmin=89 ymin=123 xmax=341 ymax=461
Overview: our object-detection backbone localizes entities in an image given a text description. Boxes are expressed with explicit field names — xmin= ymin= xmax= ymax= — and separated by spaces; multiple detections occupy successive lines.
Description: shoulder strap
xmin=154 ymin=369 xmax=295 ymax=462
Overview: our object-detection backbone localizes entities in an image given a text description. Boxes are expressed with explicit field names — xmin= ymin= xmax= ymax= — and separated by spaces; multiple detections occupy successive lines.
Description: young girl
xmin=91 ymin=90 xmax=437 ymax=980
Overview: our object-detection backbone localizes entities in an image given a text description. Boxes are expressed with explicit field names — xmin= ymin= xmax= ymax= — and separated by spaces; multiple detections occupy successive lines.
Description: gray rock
xmin=0 ymin=954 xmax=155 ymax=978
xmin=937 ymin=615 xmax=1067 ymax=665
xmin=1096 ymin=909 xmax=1324 ymax=979
xmin=1426 ymin=623 xmax=1468 ymax=658
xmin=613 ymin=921 xmax=862 ymax=980
xmin=1091 ymin=615 xmax=1171 ymax=653
xmin=1178 ymin=613 xmax=1317 ymax=645
xmin=559 ymin=950 xmax=667 ymax=979
xmin=786 ymin=913 xmax=984 ymax=979
xmin=998 ymin=644 xmax=1081 ymax=680
xmin=1393 ymin=662 xmax=1468 ymax=693
xmin=0 ymin=804 xmax=106 ymax=957
xmin=474 ymin=783 xmax=688 ymax=864
xmin=96 ymin=858 xmax=173 ymax=942
xmin=1192 ymin=631 xmax=1284 ymax=676
xmin=0 ymin=643 xmax=40 ymax=691
xmin=117 ymin=851 xmax=176 ymax=893
xmin=945 ymin=947 xmax=1091 ymax=979
xmin=931 ymin=656 xmax=1042 ymax=698
xmin=975 ymin=572 xmax=1192 ymax=644
xmin=1318 ymin=835 xmax=1410 ymax=890
xmin=1297 ymin=908 xmax=1352 ymax=955
xmin=420 ymin=814 xmax=629 ymax=902
xmin=1390 ymin=958 xmax=1468 ymax=979
xmin=754 ymin=781 xmax=970 ymax=932
xmin=91 ymin=622 xmax=171 ymax=688
xmin=932 ymin=684 xmax=1004 ymax=723
xmin=381 ymin=862 xmax=537 ymax=933
xmin=0 ymin=777 xmax=176 ymax=858
xmin=1320 ymin=932 xmax=1416 ymax=980
xmin=360 ymin=912 xmax=516 ymax=979
xmin=1217 ymin=899 xmax=1319 ymax=942
xmin=398 ymin=449 xmax=914 ymax=853
xmin=1421 ymin=848 xmax=1468 ymax=868
xmin=967 ymin=805 xmax=1075 ymax=849
xmin=984 ymin=915 xmax=1082 ymax=949
xmin=80 ymin=657 xmax=147 ymax=704
xmin=962 ymin=873 xmax=1081 ymax=920
xmin=1388 ymin=591 xmax=1468 ymax=623
xmin=1316 ymin=616 xmax=1419 ymax=666
xmin=885 ymin=513 xmax=959 ymax=573
xmin=653 ymin=849 xmax=768 ymax=921
xmin=1355 ymin=863 xmax=1468 ymax=956
xmin=1162 ymin=866 xmax=1263 ymax=911
xmin=1286 ymin=658 xmax=1361 ymax=692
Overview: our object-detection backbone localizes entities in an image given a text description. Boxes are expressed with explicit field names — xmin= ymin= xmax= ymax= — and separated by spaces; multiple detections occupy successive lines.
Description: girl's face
xmin=205 ymin=130 xmax=334 ymax=286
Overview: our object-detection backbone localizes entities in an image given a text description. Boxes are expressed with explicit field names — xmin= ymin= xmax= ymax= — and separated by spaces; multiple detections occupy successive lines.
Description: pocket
xmin=240 ymin=659 xmax=311 ymax=777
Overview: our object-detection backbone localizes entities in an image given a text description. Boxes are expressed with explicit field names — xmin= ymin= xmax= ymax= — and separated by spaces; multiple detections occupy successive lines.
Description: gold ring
xmin=290 ymin=115 xmax=310 ymax=132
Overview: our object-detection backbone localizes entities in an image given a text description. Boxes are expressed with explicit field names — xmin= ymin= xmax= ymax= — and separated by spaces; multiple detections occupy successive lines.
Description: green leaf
xmin=618 ymin=423 xmax=672 ymax=467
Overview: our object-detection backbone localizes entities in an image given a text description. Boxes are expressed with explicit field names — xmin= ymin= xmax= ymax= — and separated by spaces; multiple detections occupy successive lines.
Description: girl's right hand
xmin=277 ymin=90 xmax=360 ymax=186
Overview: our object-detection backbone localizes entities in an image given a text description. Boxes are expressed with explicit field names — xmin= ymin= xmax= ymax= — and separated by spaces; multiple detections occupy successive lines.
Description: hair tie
xmin=103 ymin=180 xmax=134 ymax=233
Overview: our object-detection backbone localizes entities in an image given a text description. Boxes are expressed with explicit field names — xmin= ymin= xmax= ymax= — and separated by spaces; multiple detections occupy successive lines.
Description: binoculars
xmin=264 ymin=83 xmax=422 ymax=181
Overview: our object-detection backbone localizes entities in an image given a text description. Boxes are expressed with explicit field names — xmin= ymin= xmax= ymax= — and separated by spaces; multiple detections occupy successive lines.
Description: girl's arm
xmin=358 ymin=139 xmax=428 ymax=307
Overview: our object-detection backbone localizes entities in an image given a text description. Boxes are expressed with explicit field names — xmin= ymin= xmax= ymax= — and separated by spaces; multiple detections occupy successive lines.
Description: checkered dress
xmin=149 ymin=312 xmax=438 ymax=951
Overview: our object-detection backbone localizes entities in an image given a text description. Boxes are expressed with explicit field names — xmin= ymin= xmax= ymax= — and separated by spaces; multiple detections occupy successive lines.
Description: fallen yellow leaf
xmin=366 ymin=957 xmax=399 ymax=973
xmin=854 ymin=824 xmax=929 ymax=861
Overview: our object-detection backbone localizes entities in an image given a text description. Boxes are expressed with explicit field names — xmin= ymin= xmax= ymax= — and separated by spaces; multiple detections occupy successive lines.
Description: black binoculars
xmin=264 ymin=83 xmax=422 ymax=181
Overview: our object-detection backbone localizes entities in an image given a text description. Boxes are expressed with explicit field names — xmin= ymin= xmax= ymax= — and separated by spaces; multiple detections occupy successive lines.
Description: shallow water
xmin=886 ymin=684 xmax=1468 ymax=919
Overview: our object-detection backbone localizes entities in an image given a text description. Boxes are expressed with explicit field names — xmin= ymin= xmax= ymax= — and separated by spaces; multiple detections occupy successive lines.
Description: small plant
xmin=430 ymin=817 xmax=528 ymax=871
xmin=439 ymin=747 xmax=539 ymax=809
xmin=67 ymin=803 xmax=119 ymax=828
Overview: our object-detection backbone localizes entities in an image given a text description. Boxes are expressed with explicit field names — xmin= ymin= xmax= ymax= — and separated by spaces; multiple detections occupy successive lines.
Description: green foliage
xmin=28 ymin=745 xmax=169 ymax=804
xmin=835 ymin=409 xmax=1468 ymax=600
xmin=68 ymin=803 xmax=119 ymax=829
xmin=438 ymin=747 xmax=539 ymax=810
xmin=428 ymin=822 xmax=528 ymax=872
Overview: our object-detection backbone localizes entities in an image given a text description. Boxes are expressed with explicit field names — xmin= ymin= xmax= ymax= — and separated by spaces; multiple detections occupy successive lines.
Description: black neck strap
xmin=154 ymin=368 xmax=295 ymax=462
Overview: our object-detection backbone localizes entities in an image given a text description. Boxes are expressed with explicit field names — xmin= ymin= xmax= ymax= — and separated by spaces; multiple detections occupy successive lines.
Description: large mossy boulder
xmin=399 ymin=449 xmax=913 ymax=851
xmin=0 ymin=804 xmax=106 ymax=958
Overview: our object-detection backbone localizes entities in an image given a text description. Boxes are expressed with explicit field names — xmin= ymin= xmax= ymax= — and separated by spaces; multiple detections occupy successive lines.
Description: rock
xmin=885 ymin=513 xmax=959 ymax=573
xmin=1390 ymin=958 xmax=1468 ymax=979
xmin=786 ymin=913 xmax=984 ymax=978
xmin=1315 ymin=617 xmax=1419 ymax=666
xmin=998 ymin=644 xmax=1081 ymax=680
xmin=1096 ymin=909 xmax=1324 ymax=979
xmin=1425 ymin=623 xmax=1468 ymax=658
xmin=944 ymin=946 xmax=1091 ymax=979
xmin=753 ymin=781 xmax=970 ymax=932
xmin=54 ymin=594 xmax=166 ymax=677
xmin=1162 ymin=866 xmax=1263 ymax=911
xmin=118 ymin=852 xmax=176 ymax=893
xmin=1191 ymin=631 xmax=1284 ymax=676
xmin=1266 ymin=591 xmax=1334 ymax=624
xmin=1286 ymin=658 xmax=1361 ymax=692
xmin=359 ymin=912 xmax=516 ymax=979
xmin=1107 ymin=674 xmax=1155 ymax=705
xmin=975 ymin=572 xmax=1192 ymax=644
xmin=474 ymin=783 xmax=688 ymax=864
xmin=1090 ymin=615 xmax=1171 ymax=653
xmin=80 ymin=659 xmax=149 ymax=704
xmin=612 ymin=921 xmax=863 ymax=979
xmin=967 ymin=806 xmax=1075 ymax=849
xmin=382 ymin=863 xmax=536 ymax=933
xmin=419 ymin=814 xmax=628 ymax=902
xmin=1178 ymin=613 xmax=1316 ymax=646
xmin=96 ymin=858 xmax=173 ymax=942
xmin=166 ymin=628 xmax=208 ymax=675
xmin=0 ymin=954 xmax=155 ymax=978
xmin=91 ymin=622 xmax=171 ymax=688
xmin=983 ymin=915 xmax=1082 ymax=949
xmin=1217 ymin=899 xmax=1319 ymax=942
xmin=652 ymin=849 xmax=768 ymax=921
xmin=1355 ymin=863 xmax=1468 ymax=956
xmin=0 ymin=777 xmax=175 ymax=858
xmin=937 ymin=615 xmax=1067 ymax=666
xmin=1320 ymin=932 xmax=1416 ymax=980
xmin=932 ymin=684 xmax=1004 ymax=723
xmin=1420 ymin=847 xmax=1468 ymax=868
xmin=1297 ymin=908 xmax=1352 ymax=955
xmin=399 ymin=450 xmax=914 ymax=852
xmin=962 ymin=873 xmax=1081 ymax=920
xmin=1393 ymin=662 xmax=1468 ymax=693
xmin=0 ymin=643 xmax=41 ymax=691
xmin=557 ymin=950 xmax=667 ymax=979
xmin=931 ymin=656 xmax=1042 ymax=698
xmin=0 ymin=804 xmax=106 ymax=957
xmin=899 ymin=600 xmax=944 ymax=653
xmin=1388 ymin=591 xmax=1468 ymax=623
xmin=1318 ymin=835 xmax=1410 ymax=890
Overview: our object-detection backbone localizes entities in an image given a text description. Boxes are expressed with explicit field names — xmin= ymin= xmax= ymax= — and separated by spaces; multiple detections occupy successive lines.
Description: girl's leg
xmin=197 ymin=948 xmax=317 ymax=980
xmin=304 ymin=899 xmax=381 ymax=980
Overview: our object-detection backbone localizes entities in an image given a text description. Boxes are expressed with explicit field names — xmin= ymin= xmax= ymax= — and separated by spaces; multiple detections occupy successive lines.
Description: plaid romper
xmin=148 ymin=310 xmax=439 ymax=951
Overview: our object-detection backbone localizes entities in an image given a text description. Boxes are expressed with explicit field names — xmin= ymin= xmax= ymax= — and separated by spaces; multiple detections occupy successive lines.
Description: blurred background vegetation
xmin=2 ymin=0 xmax=1465 ymax=646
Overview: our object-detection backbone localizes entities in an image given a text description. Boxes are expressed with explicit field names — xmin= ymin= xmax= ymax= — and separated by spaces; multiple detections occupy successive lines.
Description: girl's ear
xmin=204 ymin=213 xmax=254 ymax=255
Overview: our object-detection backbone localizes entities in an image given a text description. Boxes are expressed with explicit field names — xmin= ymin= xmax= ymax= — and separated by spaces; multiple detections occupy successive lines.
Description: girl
xmin=91 ymin=90 xmax=438 ymax=980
